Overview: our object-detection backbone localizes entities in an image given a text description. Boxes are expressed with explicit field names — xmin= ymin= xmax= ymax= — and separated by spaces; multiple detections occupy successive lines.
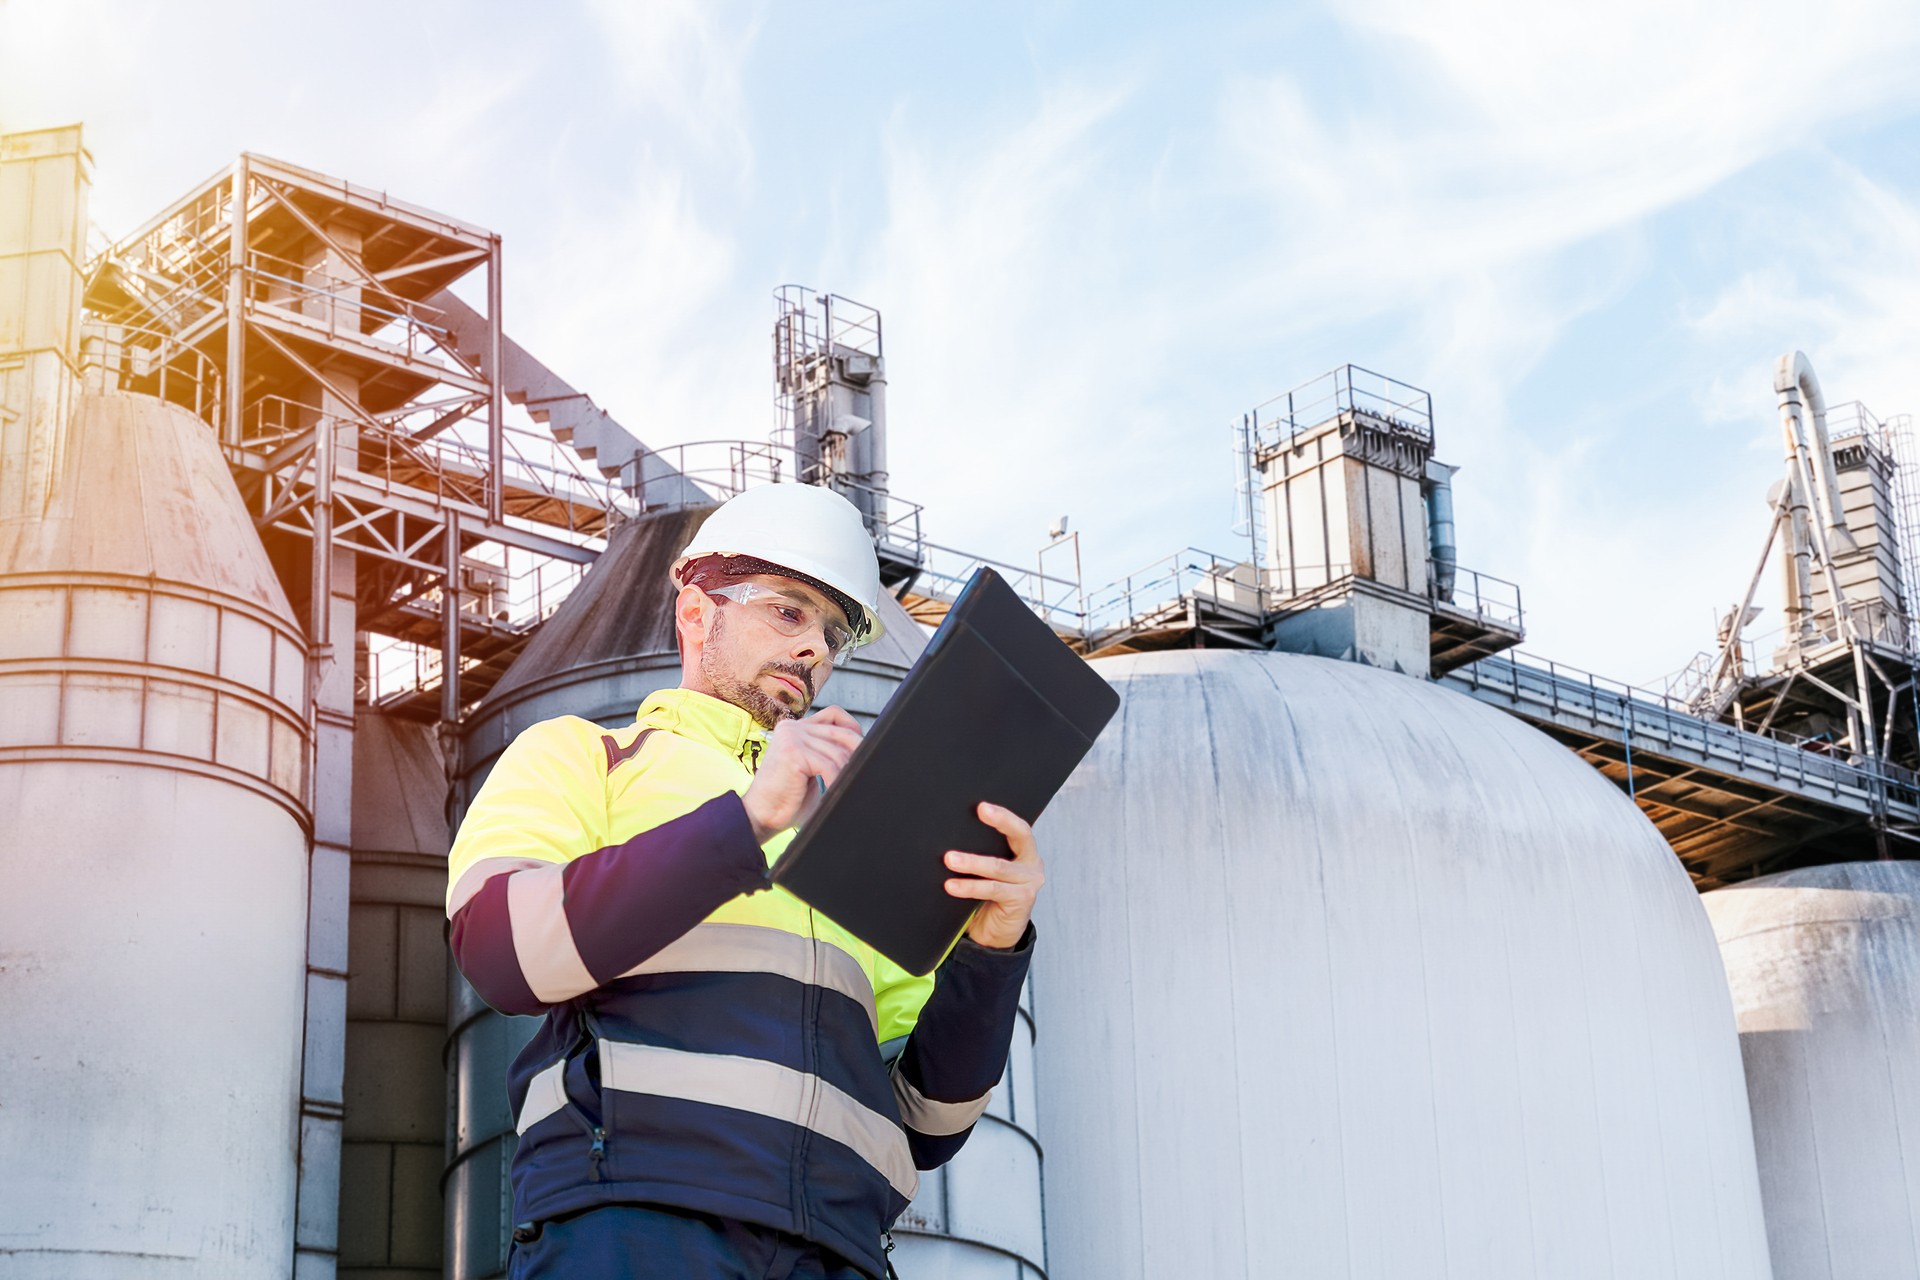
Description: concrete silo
xmin=0 ymin=128 xmax=312 ymax=1277
xmin=1032 ymin=650 xmax=1774 ymax=1279
xmin=1704 ymin=861 xmax=1920 ymax=1278
xmin=445 ymin=500 xmax=1047 ymax=1278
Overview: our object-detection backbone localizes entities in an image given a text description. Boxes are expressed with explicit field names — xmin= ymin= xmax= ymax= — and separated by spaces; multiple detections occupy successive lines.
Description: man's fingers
xmin=944 ymin=849 xmax=1036 ymax=881
xmin=774 ymin=722 xmax=864 ymax=754
xmin=795 ymin=740 xmax=855 ymax=787
xmin=792 ymin=727 xmax=864 ymax=757
xmin=975 ymin=802 xmax=1036 ymax=858
xmin=944 ymin=876 xmax=1027 ymax=901
xmin=805 ymin=704 xmax=863 ymax=732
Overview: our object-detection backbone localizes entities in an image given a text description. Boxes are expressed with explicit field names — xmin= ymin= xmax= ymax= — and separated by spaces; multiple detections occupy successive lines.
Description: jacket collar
xmin=637 ymin=687 xmax=769 ymax=765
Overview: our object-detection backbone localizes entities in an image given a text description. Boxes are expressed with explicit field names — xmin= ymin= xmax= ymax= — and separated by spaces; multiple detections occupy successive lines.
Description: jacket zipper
xmin=792 ymin=907 xmax=824 ymax=1238
xmin=588 ymin=1125 xmax=608 ymax=1181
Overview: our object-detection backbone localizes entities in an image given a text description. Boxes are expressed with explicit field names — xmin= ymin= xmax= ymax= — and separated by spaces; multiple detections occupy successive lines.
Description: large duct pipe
xmin=1775 ymin=477 xmax=1816 ymax=643
xmin=1423 ymin=460 xmax=1457 ymax=603
xmin=1776 ymin=351 xmax=1859 ymax=560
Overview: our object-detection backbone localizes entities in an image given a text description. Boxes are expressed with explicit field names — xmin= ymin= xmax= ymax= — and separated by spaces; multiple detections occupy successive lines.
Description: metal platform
xmin=1445 ymin=653 xmax=1920 ymax=887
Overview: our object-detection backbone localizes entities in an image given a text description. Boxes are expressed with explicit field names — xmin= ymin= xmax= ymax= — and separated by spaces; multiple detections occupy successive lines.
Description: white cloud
xmin=581 ymin=0 xmax=763 ymax=184
xmin=1686 ymin=164 xmax=1920 ymax=421
xmin=855 ymin=81 xmax=1217 ymax=572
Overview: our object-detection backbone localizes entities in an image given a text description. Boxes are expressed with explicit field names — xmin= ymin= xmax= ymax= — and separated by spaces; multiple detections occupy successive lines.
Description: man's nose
xmin=786 ymin=626 xmax=827 ymax=661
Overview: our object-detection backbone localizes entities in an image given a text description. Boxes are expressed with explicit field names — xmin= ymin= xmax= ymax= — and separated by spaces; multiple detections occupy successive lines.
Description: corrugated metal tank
xmin=1703 ymin=861 xmax=1920 ymax=1279
xmin=446 ymin=503 xmax=1045 ymax=1277
xmin=1032 ymin=650 xmax=1773 ymax=1279
xmin=340 ymin=712 xmax=451 ymax=1277
xmin=0 ymin=392 xmax=311 ymax=1276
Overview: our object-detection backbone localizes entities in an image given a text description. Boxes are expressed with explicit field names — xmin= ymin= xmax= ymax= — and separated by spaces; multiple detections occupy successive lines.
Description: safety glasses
xmin=704 ymin=581 xmax=859 ymax=664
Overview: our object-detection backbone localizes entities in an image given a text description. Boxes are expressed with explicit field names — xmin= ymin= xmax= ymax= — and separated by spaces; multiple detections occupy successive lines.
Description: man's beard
xmin=701 ymin=608 xmax=813 ymax=729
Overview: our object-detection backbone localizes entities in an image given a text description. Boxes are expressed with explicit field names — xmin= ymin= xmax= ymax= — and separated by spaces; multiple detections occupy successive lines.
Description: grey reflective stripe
xmin=446 ymin=855 xmax=550 ymax=917
xmin=508 ymin=862 xmax=597 ymax=1003
xmin=620 ymin=923 xmax=877 ymax=1032
xmin=516 ymin=1059 xmax=569 ymax=1134
xmin=890 ymin=1066 xmax=992 ymax=1137
xmin=602 ymin=1040 xmax=918 ymax=1202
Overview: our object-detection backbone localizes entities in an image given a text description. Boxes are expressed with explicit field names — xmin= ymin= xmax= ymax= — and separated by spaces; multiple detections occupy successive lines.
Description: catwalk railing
xmin=1242 ymin=363 xmax=1435 ymax=453
xmin=1445 ymin=651 xmax=1920 ymax=823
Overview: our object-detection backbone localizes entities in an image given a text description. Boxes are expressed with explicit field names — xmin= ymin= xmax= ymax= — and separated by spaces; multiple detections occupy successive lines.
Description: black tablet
xmin=768 ymin=567 xmax=1120 ymax=974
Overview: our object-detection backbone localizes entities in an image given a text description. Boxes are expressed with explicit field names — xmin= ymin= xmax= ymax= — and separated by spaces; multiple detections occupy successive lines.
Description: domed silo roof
xmin=1031 ymin=649 xmax=1772 ymax=1279
xmin=0 ymin=391 xmax=296 ymax=614
xmin=0 ymin=392 xmax=310 ymax=1274
xmin=1704 ymin=860 xmax=1920 ymax=1279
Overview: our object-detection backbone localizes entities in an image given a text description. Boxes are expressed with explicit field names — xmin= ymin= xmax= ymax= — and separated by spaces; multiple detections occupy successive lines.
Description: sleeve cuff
xmin=953 ymin=921 xmax=1036 ymax=961
xmin=708 ymin=790 xmax=775 ymax=892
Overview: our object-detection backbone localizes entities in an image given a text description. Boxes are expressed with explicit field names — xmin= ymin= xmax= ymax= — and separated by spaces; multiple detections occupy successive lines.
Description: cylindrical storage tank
xmin=339 ymin=712 xmax=451 ymax=1278
xmin=0 ymin=393 xmax=311 ymax=1276
xmin=1033 ymin=650 xmax=1772 ymax=1279
xmin=888 ymin=976 xmax=1046 ymax=1278
xmin=446 ymin=502 xmax=1045 ymax=1278
xmin=1703 ymin=861 xmax=1920 ymax=1279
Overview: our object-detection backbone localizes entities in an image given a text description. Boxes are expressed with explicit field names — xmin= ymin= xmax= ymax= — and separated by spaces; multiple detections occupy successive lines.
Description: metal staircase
xmin=428 ymin=288 xmax=710 ymax=511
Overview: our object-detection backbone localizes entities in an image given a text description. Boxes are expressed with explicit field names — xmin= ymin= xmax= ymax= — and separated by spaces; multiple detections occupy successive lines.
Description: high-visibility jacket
xmin=445 ymin=687 xmax=1032 ymax=1277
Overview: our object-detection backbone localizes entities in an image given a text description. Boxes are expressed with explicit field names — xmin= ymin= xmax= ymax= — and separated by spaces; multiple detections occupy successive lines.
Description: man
xmin=445 ymin=482 xmax=1042 ymax=1279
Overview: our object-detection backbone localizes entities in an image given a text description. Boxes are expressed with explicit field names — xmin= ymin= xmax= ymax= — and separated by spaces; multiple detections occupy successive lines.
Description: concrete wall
xmin=339 ymin=714 xmax=451 ymax=1279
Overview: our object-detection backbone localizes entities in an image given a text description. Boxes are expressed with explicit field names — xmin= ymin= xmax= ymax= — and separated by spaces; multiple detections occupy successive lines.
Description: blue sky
xmin=6 ymin=0 xmax=1920 ymax=682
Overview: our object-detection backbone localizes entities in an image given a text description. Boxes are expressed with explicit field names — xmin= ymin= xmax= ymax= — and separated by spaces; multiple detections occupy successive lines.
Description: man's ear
xmin=674 ymin=584 xmax=712 ymax=650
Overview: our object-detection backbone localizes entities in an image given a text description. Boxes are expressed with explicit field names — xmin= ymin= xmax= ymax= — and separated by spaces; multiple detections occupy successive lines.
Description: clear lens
xmin=706 ymin=582 xmax=858 ymax=662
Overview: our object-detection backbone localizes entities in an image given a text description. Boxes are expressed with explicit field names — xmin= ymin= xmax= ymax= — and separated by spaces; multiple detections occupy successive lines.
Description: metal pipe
xmin=864 ymin=357 xmax=889 ymax=531
xmin=1777 ymin=352 xmax=1858 ymax=557
xmin=311 ymin=412 xmax=333 ymax=653
xmin=1775 ymin=354 xmax=1869 ymax=766
xmin=486 ymin=235 xmax=504 ymax=525
xmin=223 ymin=155 xmax=249 ymax=449
xmin=1707 ymin=488 xmax=1789 ymax=716
xmin=442 ymin=510 xmax=461 ymax=725
xmin=1424 ymin=460 xmax=1458 ymax=603
xmin=1778 ymin=475 xmax=1813 ymax=642
xmin=1778 ymin=401 xmax=1873 ymax=759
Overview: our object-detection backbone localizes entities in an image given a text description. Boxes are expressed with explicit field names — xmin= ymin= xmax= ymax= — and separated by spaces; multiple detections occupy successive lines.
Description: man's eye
xmin=774 ymin=606 xmax=806 ymax=626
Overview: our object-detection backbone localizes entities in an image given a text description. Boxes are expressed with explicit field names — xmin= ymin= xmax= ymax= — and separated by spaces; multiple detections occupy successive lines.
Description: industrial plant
xmin=2 ymin=123 xmax=1916 ymax=1279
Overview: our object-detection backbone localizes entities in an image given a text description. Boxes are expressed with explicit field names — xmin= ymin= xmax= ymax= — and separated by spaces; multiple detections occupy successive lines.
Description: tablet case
xmin=768 ymin=567 xmax=1120 ymax=974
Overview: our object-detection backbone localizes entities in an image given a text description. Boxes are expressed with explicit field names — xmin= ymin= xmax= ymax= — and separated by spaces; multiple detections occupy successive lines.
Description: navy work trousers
xmin=506 ymin=1204 xmax=874 ymax=1280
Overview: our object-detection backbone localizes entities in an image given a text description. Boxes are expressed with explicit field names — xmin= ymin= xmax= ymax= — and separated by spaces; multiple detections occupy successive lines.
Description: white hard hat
xmin=669 ymin=483 xmax=886 ymax=645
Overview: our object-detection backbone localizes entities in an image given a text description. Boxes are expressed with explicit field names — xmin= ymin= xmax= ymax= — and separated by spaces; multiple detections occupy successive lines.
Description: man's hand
xmin=741 ymin=706 xmax=864 ymax=843
xmin=944 ymin=803 xmax=1045 ymax=949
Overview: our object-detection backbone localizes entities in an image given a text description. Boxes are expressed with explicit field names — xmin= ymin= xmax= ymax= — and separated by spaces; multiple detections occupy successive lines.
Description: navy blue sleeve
xmin=560 ymin=791 xmax=769 ymax=978
xmin=448 ymin=792 xmax=769 ymax=1016
xmin=897 ymin=924 xmax=1035 ymax=1169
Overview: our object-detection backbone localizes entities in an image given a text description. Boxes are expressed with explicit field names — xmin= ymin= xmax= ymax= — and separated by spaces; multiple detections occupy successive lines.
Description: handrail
xmin=1241 ymin=364 xmax=1435 ymax=453
xmin=1435 ymin=560 xmax=1524 ymax=630
xmin=1450 ymin=650 xmax=1920 ymax=817
xmin=77 ymin=318 xmax=224 ymax=425
xmin=627 ymin=439 xmax=925 ymax=555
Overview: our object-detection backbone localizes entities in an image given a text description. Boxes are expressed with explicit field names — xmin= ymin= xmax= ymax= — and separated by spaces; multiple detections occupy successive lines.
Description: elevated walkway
xmin=1444 ymin=653 xmax=1920 ymax=887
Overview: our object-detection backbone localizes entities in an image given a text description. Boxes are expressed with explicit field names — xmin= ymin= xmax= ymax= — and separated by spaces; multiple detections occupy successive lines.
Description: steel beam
xmin=486 ymin=236 xmax=503 ymax=525
xmin=222 ymin=156 xmax=248 ymax=448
